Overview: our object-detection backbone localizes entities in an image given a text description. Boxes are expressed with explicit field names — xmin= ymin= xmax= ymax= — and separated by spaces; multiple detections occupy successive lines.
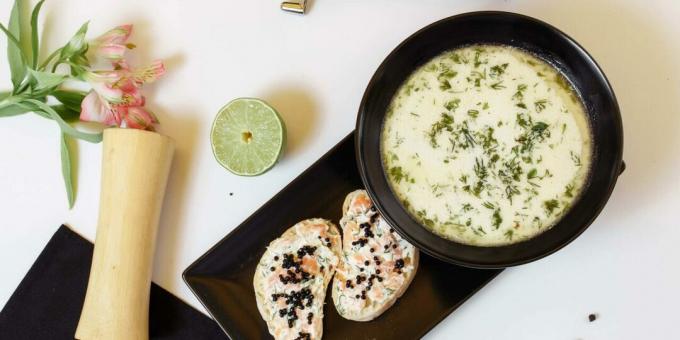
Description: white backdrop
xmin=1 ymin=1 xmax=679 ymax=339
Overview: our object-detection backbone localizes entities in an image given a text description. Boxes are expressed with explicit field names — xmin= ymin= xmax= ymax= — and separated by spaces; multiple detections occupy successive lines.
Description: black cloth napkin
xmin=0 ymin=225 xmax=226 ymax=340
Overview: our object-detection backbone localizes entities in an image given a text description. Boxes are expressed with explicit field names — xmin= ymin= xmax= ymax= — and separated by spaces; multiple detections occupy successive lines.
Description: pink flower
xmin=79 ymin=25 xmax=165 ymax=131
xmin=90 ymin=25 xmax=134 ymax=61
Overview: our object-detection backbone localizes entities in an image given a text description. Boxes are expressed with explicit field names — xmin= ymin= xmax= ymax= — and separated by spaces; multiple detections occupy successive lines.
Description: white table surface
xmin=2 ymin=0 xmax=680 ymax=339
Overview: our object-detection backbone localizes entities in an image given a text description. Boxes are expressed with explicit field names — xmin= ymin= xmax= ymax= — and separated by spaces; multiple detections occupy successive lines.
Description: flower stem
xmin=39 ymin=48 xmax=62 ymax=71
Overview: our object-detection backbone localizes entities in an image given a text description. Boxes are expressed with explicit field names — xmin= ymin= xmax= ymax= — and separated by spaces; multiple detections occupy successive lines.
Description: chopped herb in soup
xmin=381 ymin=45 xmax=592 ymax=246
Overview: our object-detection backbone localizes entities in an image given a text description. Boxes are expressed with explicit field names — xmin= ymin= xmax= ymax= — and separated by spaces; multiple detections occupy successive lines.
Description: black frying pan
xmin=356 ymin=11 xmax=624 ymax=268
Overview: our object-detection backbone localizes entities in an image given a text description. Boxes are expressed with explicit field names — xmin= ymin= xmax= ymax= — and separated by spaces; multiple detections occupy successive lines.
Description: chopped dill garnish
xmin=570 ymin=151 xmax=582 ymax=166
xmin=438 ymin=69 xmax=458 ymax=90
xmin=490 ymin=81 xmax=505 ymax=90
xmin=388 ymin=166 xmax=414 ymax=184
xmin=534 ymin=99 xmax=548 ymax=112
xmin=512 ymin=84 xmax=528 ymax=101
xmin=467 ymin=109 xmax=480 ymax=118
xmin=482 ymin=201 xmax=495 ymax=210
xmin=428 ymin=113 xmax=454 ymax=147
xmin=473 ymin=48 xmax=484 ymax=68
xmin=474 ymin=158 xmax=488 ymax=180
xmin=489 ymin=63 xmax=509 ymax=78
xmin=492 ymin=209 xmax=503 ymax=229
xmin=450 ymin=53 xmax=465 ymax=64
xmin=564 ymin=184 xmax=575 ymax=198
xmin=543 ymin=199 xmax=560 ymax=215
xmin=527 ymin=168 xmax=538 ymax=180
xmin=504 ymin=229 xmax=514 ymax=240
xmin=444 ymin=98 xmax=461 ymax=111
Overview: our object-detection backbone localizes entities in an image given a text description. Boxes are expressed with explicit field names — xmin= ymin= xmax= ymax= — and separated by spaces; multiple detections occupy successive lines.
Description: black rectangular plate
xmin=183 ymin=132 xmax=503 ymax=339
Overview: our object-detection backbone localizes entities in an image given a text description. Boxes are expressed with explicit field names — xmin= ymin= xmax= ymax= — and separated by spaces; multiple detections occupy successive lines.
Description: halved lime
xmin=210 ymin=98 xmax=285 ymax=176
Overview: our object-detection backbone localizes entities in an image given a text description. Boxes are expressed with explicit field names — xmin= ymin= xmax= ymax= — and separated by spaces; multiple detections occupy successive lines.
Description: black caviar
xmin=295 ymin=331 xmax=311 ymax=340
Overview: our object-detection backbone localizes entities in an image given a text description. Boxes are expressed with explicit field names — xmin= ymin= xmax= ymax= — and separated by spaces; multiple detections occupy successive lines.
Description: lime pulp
xmin=210 ymin=98 xmax=285 ymax=176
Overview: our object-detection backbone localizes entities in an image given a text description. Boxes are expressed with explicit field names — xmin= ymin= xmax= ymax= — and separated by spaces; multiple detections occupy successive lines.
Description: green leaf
xmin=0 ymin=93 xmax=30 ymax=117
xmin=0 ymin=103 xmax=30 ymax=117
xmin=28 ymin=69 xmax=66 ymax=91
xmin=22 ymin=99 xmax=102 ymax=143
xmin=59 ymin=22 xmax=89 ymax=61
xmin=60 ymin=133 xmax=75 ymax=208
xmin=7 ymin=0 xmax=31 ymax=90
xmin=51 ymin=104 xmax=80 ymax=122
xmin=52 ymin=90 xmax=86 ymax=113
xmin=30 ymin=0 xmax=45 ymax=69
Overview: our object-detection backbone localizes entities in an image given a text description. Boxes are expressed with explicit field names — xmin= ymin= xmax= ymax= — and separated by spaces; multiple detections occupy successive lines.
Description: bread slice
xmin=254 ymin=218 xmax=342 ymax=340
xmin=331 ymin=190 xmax=419 ymax=321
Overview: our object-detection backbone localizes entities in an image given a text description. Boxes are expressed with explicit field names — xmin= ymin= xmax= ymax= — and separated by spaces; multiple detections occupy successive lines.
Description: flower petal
xmin=80 ymin=91 xmax=122 ymax=126
xmin=131 ymin=60 xmax=165 ymax=85
xmin=96 ymin=43 xmax=127 ymax=60
xmin=83 ymin=71 xmax=125 ymax=103
xmin=95 ymin=25 xmax=133 ymax=45
xmin=91 ymin=25 xmax=133 ymax=60
xmin=124 ymin=106 xmax=158 ymax=130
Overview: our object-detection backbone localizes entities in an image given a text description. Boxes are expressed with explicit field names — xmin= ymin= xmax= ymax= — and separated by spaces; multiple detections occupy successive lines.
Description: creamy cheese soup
xmin=381 ymin=45 xmax=592 ymax=246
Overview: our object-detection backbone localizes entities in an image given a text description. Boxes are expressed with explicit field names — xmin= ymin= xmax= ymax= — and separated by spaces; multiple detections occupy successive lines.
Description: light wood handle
xmin=76 ymin=128 xmax=175 ymax=340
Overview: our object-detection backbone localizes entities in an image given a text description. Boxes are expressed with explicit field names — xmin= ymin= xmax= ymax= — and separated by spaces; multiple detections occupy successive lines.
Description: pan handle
xmin=618 ymin=161 xmax=626 ymax=176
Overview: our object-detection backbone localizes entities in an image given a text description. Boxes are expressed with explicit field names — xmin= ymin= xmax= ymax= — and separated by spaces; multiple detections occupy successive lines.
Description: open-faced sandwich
xmin=332 ymin=190 xmax=419 ymax=321
xmin=254 ymin=218 xmax=342 ymax=340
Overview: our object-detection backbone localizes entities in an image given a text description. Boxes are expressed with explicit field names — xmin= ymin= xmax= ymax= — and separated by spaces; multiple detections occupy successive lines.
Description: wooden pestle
xmin=75 ymin=128 xmax=175 ymax=340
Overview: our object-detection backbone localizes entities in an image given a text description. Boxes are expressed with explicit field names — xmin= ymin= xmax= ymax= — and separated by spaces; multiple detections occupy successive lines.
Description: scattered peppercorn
xmin=588 ymin=313 xmax=597 ymax=322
